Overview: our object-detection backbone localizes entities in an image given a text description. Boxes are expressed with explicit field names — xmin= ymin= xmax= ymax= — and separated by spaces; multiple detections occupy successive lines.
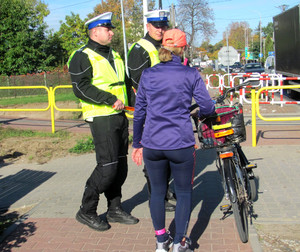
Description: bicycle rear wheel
xmin=224 ymin=158 xmax=249 ymax=243
xmin=244 ymin=169 xmax=257 ymax=202
xmin=232 ymin=198 xmax=248 ymax=243
xmin=249 ymin=177 xmax=257 ymax=201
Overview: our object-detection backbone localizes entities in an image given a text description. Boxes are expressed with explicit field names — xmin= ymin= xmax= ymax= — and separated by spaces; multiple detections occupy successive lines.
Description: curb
xmin=249 ymin=223 xmax=263 ymax=252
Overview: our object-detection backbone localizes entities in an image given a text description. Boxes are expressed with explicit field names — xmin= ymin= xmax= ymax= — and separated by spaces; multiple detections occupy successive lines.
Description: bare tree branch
xmin=176 ymin=0 xmax=216 ymax=59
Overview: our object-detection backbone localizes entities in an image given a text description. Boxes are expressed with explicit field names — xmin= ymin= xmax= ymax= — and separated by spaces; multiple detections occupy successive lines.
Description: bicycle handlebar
xmin=189 ymin=80 xmax=252 ymax=113
xmin=214 ymin=80 xmax=252 ymax=104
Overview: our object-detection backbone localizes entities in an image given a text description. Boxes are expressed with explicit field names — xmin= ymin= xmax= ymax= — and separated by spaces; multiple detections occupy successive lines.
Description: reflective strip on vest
xmin=69 ymin=47 xmax=128 ymax=119
xmin=129 ymin=38 xmax=160 ymax=67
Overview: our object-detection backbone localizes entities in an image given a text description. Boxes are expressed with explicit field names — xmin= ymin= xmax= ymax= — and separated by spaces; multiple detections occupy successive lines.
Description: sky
xmin=44 ymin=0 xmax=299 ymax=45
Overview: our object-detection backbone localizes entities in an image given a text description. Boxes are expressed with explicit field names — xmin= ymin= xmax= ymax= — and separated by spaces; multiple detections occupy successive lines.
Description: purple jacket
xmin=133 ymin=55 xmax=215 ymax=150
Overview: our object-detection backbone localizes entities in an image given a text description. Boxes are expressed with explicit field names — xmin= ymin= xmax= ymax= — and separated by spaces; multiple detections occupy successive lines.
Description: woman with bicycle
xmin=131 ymin=28 xmax=215 ymax=252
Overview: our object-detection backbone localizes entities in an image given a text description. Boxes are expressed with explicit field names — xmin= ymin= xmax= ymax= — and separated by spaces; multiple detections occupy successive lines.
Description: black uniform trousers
xmin=81 ymin=112 xmax=129 ymax=215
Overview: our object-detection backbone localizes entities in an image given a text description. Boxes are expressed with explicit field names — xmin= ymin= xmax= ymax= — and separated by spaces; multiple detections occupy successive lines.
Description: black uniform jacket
xmin=127 ymin=33 xmax=162 ymax=90
xmin=68 ymin=39 xmax=133 ymax=106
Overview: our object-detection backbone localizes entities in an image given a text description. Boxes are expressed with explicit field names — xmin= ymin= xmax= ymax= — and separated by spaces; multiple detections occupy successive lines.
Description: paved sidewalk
xmin=0 ymin=102 xmax=299 ymax=251
xmin=0 ymin=137 xmax=300 ymax=251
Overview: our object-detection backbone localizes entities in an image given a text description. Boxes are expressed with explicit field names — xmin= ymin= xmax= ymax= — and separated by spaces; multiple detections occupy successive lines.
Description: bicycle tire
xmin=249 ymin=178 xmax=257 ymax=201
xmin=223 ymin=158 xmax=249 ymax=243
xmin=245 ymin=172 xmax=252 ymax=201
xmin=232 ymin=199 xmax=248 ymax=243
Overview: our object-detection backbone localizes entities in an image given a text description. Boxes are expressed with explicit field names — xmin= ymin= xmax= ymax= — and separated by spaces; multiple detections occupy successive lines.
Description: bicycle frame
xmin=190 ymin=81 xmax=258 ymax=243
xmin=217 ymin=145 xmax=249 ymax=200
xmin=216 ymin=142 xmax=255 ymax=243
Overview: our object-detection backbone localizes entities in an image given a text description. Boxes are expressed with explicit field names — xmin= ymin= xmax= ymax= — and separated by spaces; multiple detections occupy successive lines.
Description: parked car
xmin=219 ymin=64 xmax=228 ymax=72
xmin=230 ymin=62 xmax=243 ymax=73
xmin=264 ymin=56 xmax=275 ymax=74
xmin=219 ymin=62 xmax=243 ymax=73
xmin=242 ymin=63 xmax=265 ymax=73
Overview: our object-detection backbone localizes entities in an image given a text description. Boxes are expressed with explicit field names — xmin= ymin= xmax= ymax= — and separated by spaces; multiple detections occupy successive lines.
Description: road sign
xmin=268 ymin=51 xmax=275 ymax=56
xmin=218 ymin=46 xmax=239 ymax=66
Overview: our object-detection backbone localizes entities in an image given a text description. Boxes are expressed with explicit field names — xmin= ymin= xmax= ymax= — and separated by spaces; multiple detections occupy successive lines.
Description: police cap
xmin=145 ymin=10 xmax=169 ymax=28
xmin=85 ymin=12 xmax=115 ymax=30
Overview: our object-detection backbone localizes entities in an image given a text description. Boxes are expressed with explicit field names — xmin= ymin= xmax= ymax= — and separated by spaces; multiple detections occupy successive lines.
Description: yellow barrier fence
xmin=51 ymin=85 xmax=82 ymax=133
xmin=1 ymin=85 xmax=299 ymax=138
xmin=0 ymin=86 xmax=51 ymax=111
xmin=0 ymin=85 xmax=133 ymax=133
xmin=0 ymin=85 xmax=79 ymax=133
xmin=251 ymin=85 xmax=300 ymax=147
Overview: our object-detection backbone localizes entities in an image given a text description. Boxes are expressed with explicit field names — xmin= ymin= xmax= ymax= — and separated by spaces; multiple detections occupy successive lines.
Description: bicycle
xmin=190 ymin=82 xmax=257 ymax=243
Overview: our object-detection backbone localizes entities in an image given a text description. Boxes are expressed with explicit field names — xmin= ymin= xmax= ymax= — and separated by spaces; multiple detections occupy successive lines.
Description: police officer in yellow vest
xmin=128 ymin=10 xmax=169 ymax=90
xmin=128 ymin=10 xmax=177 ymax=212
xmin=68 ymin=12 xmax=138 ymax=232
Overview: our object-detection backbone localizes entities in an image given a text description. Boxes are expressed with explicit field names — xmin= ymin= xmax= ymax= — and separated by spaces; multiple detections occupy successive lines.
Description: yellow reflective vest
xmin=68 ymin=47 xmax=128 ymax=120
xmin=129 ymin=38 xmax=160 ymax=67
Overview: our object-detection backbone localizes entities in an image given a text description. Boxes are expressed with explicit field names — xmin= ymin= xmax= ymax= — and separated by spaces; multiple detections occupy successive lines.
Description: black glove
xmin=199 ymin=111 xmax=218 ymax=121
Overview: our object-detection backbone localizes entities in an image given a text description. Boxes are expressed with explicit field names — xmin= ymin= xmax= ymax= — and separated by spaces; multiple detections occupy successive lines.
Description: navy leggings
xmin=143 ymin=146 xmax=195 ymax=244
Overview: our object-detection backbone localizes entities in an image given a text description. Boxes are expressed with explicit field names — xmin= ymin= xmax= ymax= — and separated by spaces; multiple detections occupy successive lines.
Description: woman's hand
xmin=131 ymin=148 xmax=143 ymax=166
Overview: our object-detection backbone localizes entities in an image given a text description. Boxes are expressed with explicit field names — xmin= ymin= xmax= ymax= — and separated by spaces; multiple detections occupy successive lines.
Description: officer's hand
xmin=113 ymin=99 xmax=125 ymax=110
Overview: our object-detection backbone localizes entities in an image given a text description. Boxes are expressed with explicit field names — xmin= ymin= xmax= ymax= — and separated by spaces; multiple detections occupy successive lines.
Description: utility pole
xmin=143 ymin=0 xmax=148 ymax=35
xmin=259 ymin=19 xmax=262 ymax=63
xmin=251 ymin=10 xmax=262 ymax=63
xmin=244 ymin=25 xmax=248 ymax=64
xmin=276 ymin=4 xmax=289 ymax=12
xmin=226 ymin=30 xmax=229 ymax=73
xmin=120 ymin=0 xmax=128 ymax=74
xmin=170 ymin=3 xmax=176 ymax=28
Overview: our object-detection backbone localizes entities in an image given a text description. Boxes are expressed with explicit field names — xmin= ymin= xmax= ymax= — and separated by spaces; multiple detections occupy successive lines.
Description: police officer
xmin=68 ymin=12 xmax=138 ymax=231
xmin=128 ymin=10 xmax=169 ymax=89
xmin=128 ymin=10 xmax=176 ymax=212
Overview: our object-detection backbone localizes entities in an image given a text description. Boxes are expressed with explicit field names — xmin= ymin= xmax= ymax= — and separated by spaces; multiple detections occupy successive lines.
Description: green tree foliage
xmin=226 ymin=22 xmax=249 ymax=51
xmin=250 ymin=22 xmax=265 ymax=62
xmin=250 ymin=34 xmax=260 ymax=60
xmin=91 ymin=0 xmax=154 ymax=58
xmin=213 ymin=41 xmax=224 ymax=51
xmin=44 ymin=32 xmax=66 ymax=68
xmin=56 ymin=13 xmax=88 ymax=61
xmin=126 ymin=0 xmax=144 ymax=45
xmin=262 ymin=22 xmax=273 ymax=38
xmin=197 ymin=40 xmax=223 ymax=60
xmin=80 ymin=0 xmax=130 ymax=58
xmin=263 ymin=35 xmax=274 ymax=61
xmin=0 ymin=0 xmax=275 ymax=74
xmin=0 ymin=0 xmax=50 ymax=75
xmin=262 ymin=22 xmax=274 ymax=62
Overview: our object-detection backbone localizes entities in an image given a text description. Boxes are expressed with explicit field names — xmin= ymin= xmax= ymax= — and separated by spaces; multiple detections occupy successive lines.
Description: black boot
xmin=165 ymin=200 xmax=176 ymax=212
xmin=166 ymin=188 xmax=177 ymax=202
xmin=106 ymin=207 xmax=139 ymax=225
xmin=76 ymin=209 xmax=110 ymax=231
